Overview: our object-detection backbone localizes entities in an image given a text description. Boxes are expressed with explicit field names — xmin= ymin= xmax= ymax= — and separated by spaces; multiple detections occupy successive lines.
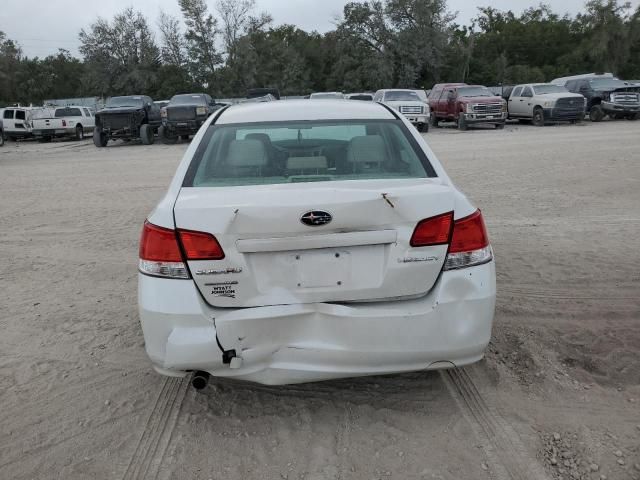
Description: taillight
xmin=444 ymin=210 xmax=492 ymax=270
xmin=161 ymin=107 xmax=167 ymax=118
xmin=177 ymin=229 xmax=224 ymax=260
xmin=62 ymin=119 xmax=67 ymax=127
xmin=139 ymin=221 xmax=189 ymax=279
xmin=410 ymin=212 xmax=454 ymax=247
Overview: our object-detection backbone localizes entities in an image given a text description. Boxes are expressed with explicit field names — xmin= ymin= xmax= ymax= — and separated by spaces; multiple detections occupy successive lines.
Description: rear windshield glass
xmin=457 ymin=87 xmax=493 ymax=97
xmin=533 ymin=85 xmax=568 ymax=94
xmin=384 ymin=91 xmax=420 ymax=101
xmin=310 ymin=93 xmax=344 ymax=99
xmin=171 ymin=94 xmax=207 ymax=105
xmin=106 ymin=96 xmax=143 ymax=108
xmin=55 ymin=108 xmax=82 ymax=117
xmin=184 ymin=120 xmax=436 ymax=187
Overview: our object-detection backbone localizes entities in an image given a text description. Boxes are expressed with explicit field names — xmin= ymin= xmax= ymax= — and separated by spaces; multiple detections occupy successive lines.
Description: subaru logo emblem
xmin=301 ymin=210 xmax=332 ymax=227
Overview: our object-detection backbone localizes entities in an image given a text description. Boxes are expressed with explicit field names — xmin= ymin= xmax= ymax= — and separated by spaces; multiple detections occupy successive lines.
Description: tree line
xmin=1 ymin=0 xmax=639 ymax=106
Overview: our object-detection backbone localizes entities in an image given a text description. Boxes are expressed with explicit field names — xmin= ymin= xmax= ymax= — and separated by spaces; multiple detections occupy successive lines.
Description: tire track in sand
xmin=441 ymin=368 xmax=549 ymax=480
xmin=122 ymin=376 xmax=189 ymax=480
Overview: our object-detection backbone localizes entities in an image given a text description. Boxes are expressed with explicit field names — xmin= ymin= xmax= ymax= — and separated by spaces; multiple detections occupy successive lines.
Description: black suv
xmin=93 ymin=95 xmax=162 ymax=147
xmin=564 ymin=77 xmax=640 ymax=121
xmin=159 ymin=93 xmax=220 ymax=144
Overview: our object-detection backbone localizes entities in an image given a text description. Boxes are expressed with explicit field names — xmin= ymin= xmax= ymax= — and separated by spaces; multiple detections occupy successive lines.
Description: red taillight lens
xmin=62 ymin=119 xmax=67 ymax=127
xmin=449 ymin=210 xmax=489 ymax=253
xmin=410 ymin=212 xmax=454 ymax=247
xmin=139 ymin=221 xmax=183 ymax=262
xmin=178 ymin=229 xmax=225 ymax=260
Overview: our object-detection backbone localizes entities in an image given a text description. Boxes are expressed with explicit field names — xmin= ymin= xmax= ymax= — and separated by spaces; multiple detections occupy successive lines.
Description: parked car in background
xmin=138 ymin=99 xmax=495 ymax=388
xmin=247 ymin=88 xmax=281 ymax=100
xmin=32 ymin=106 xmax=95 ymax=141
xmin=374 ymin=89 xmax=430 ymax=132
xmin=428 ymin=83 xmax=507 ymax=130
xmin=552 ymin=74 xmax=640 ymax=121
xmin=159 ymin=93 xmax=219 ymax=144
xmin=1 ymin=106 xmax=39 ymax=140
xmin=0 ymin=119 xmax=4 ymax=146
xmin=93 ymin=95 xmax=161 ymax=147
xmin=346 ymin=93 xmax=374 ymax=101
xmin=507 ymin=84 xmax=585 ymax=126
xmin=310 ymin=92 xmax=345 ymax=99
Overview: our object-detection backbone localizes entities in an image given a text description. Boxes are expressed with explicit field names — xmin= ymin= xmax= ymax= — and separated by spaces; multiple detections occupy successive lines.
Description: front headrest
xmin=245 ymin=133 xmax=272 ymax=146
xmin=227 ymin=139 xmax=268 ymax=167
xmin=347 ymin=135 xmax=386 ymax=163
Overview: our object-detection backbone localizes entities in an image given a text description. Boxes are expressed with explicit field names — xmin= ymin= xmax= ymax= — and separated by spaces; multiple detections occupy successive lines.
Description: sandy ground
xmin=1 ymin=120 xmax=639 ymax=480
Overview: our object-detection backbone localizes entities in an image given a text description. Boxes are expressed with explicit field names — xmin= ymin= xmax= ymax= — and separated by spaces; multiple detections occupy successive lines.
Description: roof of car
xmin=216 ymin=99 xmax=395 ymax=124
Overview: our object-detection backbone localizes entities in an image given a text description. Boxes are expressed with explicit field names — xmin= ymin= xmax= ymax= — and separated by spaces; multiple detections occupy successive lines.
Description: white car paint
xmin=138 ymin=100 xmax=495 ymax=386
xmin=1 ymin=107 xmax=42 ymax=139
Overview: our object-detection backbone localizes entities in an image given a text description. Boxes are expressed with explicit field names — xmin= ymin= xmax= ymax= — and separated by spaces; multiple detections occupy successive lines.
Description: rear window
xmin=184 ymin=120 xmax=436 ymax=187
xmin=171 ymin=94 xmax=207 ymax=106
xmin=55 ymin=108 xmax=82 ymax=117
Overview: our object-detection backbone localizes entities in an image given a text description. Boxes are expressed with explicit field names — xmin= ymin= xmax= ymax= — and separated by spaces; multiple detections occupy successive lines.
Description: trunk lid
xmin=174 ymin=179 xmax=455 ymax=308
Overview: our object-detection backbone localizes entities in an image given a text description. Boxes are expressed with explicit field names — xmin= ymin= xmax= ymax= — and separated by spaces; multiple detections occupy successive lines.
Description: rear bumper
xmin=33 ymin=128 xmax=74 ymax=137
xmin=138 ymin=261 xmax=496 ymax=385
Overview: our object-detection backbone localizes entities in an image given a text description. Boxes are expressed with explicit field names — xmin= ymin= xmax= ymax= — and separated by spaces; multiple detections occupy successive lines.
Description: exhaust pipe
xmin=191 ymin=371 xmax=210 ymax=390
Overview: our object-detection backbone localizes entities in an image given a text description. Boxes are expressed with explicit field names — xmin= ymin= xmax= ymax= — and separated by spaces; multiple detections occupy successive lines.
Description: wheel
xmin=532 ymin=107 xmax=545 ymax=127
xmin=625 ymin=113 xmax=638 ymax=120
xmin=140 ymin=124 xmax=155 ymax=145
xmin=180 ymin=134 xmax=190 ymax=141
xmin=75 ymin=124 xmax=84 ymax=140
xmin=495 ymin=122 xmax=505 ymax=130
xmin=589 ymin=105 xmax=605 ymax=122
xmin=457 ymin=115 xmax=467 ymax=131
xmin=418 ymin=123 xmax=428 ymax=133
xmin=0 ymin=132 xmax=4 ymax=147
xmin=159 ymin=126 xmax=177 ymax=145
xmin=430 ymin=115 xmax=439 ymax=128
xmin=93 ymin=129 xmax=108 ymax=147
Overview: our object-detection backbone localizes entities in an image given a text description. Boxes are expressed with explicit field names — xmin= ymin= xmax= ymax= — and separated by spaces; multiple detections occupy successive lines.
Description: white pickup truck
xmin=32 ymin=106 xmax=95 ymax=141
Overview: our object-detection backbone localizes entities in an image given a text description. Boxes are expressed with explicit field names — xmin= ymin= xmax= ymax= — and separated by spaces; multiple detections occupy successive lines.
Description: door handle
xmin=519 ymin=99 xmax=524 ymax=102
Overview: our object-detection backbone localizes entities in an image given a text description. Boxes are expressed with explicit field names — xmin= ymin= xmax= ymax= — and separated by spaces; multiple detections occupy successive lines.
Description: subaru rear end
xmin=138 ymin=100 xmax=495 ymax=386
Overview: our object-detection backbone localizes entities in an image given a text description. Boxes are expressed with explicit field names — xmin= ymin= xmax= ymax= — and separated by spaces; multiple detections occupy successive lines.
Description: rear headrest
xmin=347 ymin=135 xmax=386 ymax=163
xmin=227 ymin=139 xmax=268 ymax=167
xmin=245 ymin=133 xmax=273 ymax=146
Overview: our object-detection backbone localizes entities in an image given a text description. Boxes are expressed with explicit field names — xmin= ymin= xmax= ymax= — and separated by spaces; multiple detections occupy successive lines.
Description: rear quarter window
xmin=184 ymin=119 xmax=436 ymax=187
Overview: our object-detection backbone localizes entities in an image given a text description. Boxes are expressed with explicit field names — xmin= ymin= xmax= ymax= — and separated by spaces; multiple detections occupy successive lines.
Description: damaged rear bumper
xmin=138 ymin=261 xmax=496 ymax=385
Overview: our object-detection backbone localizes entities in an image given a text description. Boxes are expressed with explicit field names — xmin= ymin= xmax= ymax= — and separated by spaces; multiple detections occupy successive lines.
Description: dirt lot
xmin=1 ymin=121 xmax=639 ymax=480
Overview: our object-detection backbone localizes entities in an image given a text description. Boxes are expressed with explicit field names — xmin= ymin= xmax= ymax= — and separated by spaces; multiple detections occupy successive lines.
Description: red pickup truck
xmin=428 ymin=83 xmax=507 ymax=130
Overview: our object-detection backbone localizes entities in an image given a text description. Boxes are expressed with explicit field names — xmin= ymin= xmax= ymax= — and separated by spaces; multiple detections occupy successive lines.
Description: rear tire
xmin=589 ymin=105 xmax=605 ymax=122
xmin=159 ymin=125 xmax=177 ymax=145
xmin=418 ymin=123 xmax=429 ymax=133
xmin=430 ymin=115 xmax=439 ymax=128
xmin=0 ymin=132 xmax=4 ymax=147
xmin=532 ymin=107 xmax=545 ymax=127
xmin=93 ymin=129 xmax=108 ymax=147
xmin=75 ymin=124 xmax=84 ymax=141
xmin=495 ymin=122 xmax=505 ymax=130
xmin=140 ymin=124 xmax=154 ymax=145
xmin=180 ymin=134 xmax=190 ymax=141
xmin=457 ymin=115 xmax=467 ymax=131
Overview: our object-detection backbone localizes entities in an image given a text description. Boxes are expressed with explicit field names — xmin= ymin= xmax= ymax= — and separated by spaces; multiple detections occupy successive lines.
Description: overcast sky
xmin=1 ymin=0 xmax=639 ymax=58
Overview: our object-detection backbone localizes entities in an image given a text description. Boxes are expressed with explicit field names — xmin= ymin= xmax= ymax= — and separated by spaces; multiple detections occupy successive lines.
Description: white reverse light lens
xmin=139 ymin=260 xmax=190 ymax=279
xmin=444 ymin=246 xmax=493 ymax=271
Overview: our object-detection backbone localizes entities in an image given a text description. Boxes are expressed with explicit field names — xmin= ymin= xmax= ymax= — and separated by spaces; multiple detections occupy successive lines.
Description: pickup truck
xmin=373 ymin=89 xmax=430 ymax=132
xmin=507 ymin=84 xmax=585 ymax=126
xmin=93 ymin=95 xmax=162 ymax=147
xmin=553 ymin=75 xmax=640 ymax=121
xmin=159 ymin=93 xmax=219 ymax=144
xmin=428 ymin=83 xmax=507 ymax=130
xmin=32 ymin=106 xmax=95 ymax=141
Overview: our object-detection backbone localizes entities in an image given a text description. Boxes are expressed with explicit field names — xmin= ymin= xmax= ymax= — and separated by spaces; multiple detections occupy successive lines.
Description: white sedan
xmin=138 ymin=100 xmax=496 ymax=388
